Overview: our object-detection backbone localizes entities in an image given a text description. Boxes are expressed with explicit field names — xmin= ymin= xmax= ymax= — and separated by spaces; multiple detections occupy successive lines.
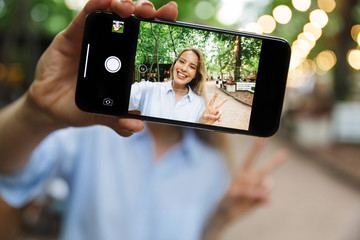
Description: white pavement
xmin=221 ymin=134 xmax=360 ymax=240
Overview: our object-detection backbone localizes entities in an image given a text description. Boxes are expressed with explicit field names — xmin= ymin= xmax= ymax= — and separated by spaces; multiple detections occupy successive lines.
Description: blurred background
xmin=0 ymin=0 xmax=359 ymax=239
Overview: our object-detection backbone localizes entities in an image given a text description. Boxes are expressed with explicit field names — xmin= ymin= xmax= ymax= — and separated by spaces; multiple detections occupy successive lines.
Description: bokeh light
xmin=292 ymin=0 xmax=311 ymax=12
xmin=309 ymin=9 xmax=328 ymax=28
xmin=273 ymin=5 xmax=292 ymax=24
xmin=351 ymin=25 xmax=360 ymax=42
xmin=31 ymin=4 xmax=49 ymax=22
xmin=216 ymin=0 xmax=245 ymax=25
xmin=303 ymin=32 xmax=316 ymax=42
xmin=243 ymin=23 xmax=263 ymax=34
xmin=304 ymin=23 xmax=322 ymax=40
xmin=65 ymin=0 xmax=87 ymax=11
xmin=7 ymin=63 xmax=24 ymax=83
xmin=298 ymin=32 xmax=316 ymax=49
xmin=288 ymin=59 xmax=316 ymax=88
xmin=45 ymin=14 xmax=68 ymax=35
xmin=357 ymin=33 xmax=360 ymax=45
xmin=257 ymin=15 xmax=276 ymax=34
xmin=195 ymin=1 xmax=215 ymax=20
xmin=292 ymin=40 xmax=309 ymax=59
xmin=0 ymin=63 xmax=6 ymax=81
xmin=289 ymin=55 xmax=304 ymax=71
xmin=297 ymin=39 xmax=311 ymax=52
xmin=347 ymin=49 xmax=360 ymax=70
xmin=0 ymin=0 xmax=5 ymax=17
xmin=292 ymin=45 xmax=308 ymax=59
xmin=317 ymin=0 xmax=336 ymax=13
xmin=316 ymin=50 xmax=337 ymax=72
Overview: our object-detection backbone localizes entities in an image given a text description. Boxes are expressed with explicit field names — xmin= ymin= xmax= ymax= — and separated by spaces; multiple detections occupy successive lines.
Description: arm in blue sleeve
xmin=0 ymin=128 xmax=77 ymax=207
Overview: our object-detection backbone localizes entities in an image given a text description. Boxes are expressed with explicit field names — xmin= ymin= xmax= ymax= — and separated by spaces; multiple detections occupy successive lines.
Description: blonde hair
xmin=169 ymin=48 xmax=207 ymax=100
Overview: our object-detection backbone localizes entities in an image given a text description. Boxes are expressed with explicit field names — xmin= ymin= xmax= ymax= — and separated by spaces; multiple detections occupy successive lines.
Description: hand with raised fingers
xmin=202 ymin=139 xmax=288 ymax=240
xmin=199 ymin=92 xmax=227 ymax=125
xmin=27 ymin=0 xmax=178 ymax=137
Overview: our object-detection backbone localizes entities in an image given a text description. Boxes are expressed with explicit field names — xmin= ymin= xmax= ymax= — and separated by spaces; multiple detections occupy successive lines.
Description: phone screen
xmin=127 ymin=21 xmax=262 ymax=131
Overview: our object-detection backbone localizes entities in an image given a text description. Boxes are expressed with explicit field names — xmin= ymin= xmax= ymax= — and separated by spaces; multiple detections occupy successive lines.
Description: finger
xmin=117 ymin=118 xmax=144 ymax=133
xmin=250 ymin=177 xmax=274 ymax=198
xmin=155 ymin=1 xmax=178 ymax=21
xmin=263 ymin=177 xmax=274 ymax=193
xmin=242 ymin=138 xmax=267 ymax=170
xmin=257 ymin=149 xmax=289 ymax=180
xmin=218 ymin=110 xmax=222 ymax=122
xmin=113 ymin=129 xmax=135 ymax=137
xmin=111 ymin=0 xmax=135 ymax=18
xmin=214 ymin=110 xmax=221 ymax=121
xmin=215 ymin=98 xmax=228 ymax=109
xmin=203 ymin=114 xmax=220 ymax=121
xmin=134 ymin=0 xmax=156 ymax=19
xmin=94 ymin=115 xmax=144 ymax=135
xmin=208 ymin=92 xmax=218 ymax=106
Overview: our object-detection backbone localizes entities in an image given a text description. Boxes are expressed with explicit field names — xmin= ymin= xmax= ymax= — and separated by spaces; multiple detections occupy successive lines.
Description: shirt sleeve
xmin=0 ymin=128 xmax=78 ymax=207
xmin=128 ymin=82 xmax=144 ymax=111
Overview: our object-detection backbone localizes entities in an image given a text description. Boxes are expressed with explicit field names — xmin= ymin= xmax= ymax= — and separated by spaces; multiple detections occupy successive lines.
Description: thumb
xmin=92 ymin=114 xmax=144 ymax=136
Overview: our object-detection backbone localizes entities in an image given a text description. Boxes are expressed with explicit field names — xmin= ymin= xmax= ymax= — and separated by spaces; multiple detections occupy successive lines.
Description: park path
xmin=221 ymin=134 xmax=360 ymax=240
xmin=204 ymin=81 xmax=251 ymax=130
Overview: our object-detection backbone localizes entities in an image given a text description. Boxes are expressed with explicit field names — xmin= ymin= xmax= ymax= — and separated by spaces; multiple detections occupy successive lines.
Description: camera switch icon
xmin=103 ymin=98 xmax=113 ymax=106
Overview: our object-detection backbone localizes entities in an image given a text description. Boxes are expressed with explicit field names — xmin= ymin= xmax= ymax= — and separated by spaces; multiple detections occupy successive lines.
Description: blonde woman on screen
xmin=129 ymin=48 xmax=227 ymax=124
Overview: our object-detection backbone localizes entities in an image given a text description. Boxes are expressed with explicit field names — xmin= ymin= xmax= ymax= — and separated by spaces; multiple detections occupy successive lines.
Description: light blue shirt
xmin=0 ymin=126 xmax=229 ymax=240
xmin=129 ymin=81 xmax=206 ymax=123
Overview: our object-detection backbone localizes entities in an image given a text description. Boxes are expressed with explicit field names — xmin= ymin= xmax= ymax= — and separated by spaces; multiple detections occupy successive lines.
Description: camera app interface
xmin=128 ymin=21 xmax=262 ymax=131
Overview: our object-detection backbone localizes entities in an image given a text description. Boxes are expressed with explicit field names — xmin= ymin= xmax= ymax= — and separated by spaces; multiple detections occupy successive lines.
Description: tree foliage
xmin=135 ymin=21 xmax=262 ymax=82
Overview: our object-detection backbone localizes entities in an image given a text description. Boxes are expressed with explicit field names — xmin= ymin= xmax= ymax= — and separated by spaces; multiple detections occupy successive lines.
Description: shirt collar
xmin=166 ymin=80 xmax=197 ymax=102
xmin=130 ymin=126 xmax=198 ymax=165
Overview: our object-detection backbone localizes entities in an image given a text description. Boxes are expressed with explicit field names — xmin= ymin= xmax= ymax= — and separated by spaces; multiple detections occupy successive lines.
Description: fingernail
xmin=141 ymin=1 xmax=155 ymax=9
xmin=121 ymin=0 xmax=134 ymax=9
xmin=167 ymin=1 xmax=178 ymax=8
xmin=133 ymin=121 xmax=144 ymax=132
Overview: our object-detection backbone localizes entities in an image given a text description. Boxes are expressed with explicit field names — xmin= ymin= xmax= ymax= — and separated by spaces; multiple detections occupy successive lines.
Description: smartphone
xmin=75 ymin=11 xmax=291 ymax=137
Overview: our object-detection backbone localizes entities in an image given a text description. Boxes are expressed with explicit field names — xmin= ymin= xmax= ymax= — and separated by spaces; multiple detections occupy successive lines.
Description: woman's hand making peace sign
xmin=199 ymin=92 xmax=228 ymax=125
xmin=202 ymin=140 xmax=289 ymax=240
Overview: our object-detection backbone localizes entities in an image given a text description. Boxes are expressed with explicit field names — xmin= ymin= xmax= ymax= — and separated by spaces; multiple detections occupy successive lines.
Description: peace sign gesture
xmin=202 ymin=140 xmax=288 ymax=240
xmin=199 ymin=92 xmax=228 ymax=125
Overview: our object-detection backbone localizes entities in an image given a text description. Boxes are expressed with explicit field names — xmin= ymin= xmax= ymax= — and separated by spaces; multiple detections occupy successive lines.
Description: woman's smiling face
xmin=173 ymin=50 xmax=199 ymax=89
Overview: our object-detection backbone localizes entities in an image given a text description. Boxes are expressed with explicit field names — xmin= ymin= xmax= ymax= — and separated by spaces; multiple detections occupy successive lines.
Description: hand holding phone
xmin=76 ymin=11 xmax=291 ymax=136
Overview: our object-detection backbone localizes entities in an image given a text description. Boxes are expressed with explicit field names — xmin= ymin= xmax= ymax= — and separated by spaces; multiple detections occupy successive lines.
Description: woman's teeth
xmin=178 ymin=72 xmax=186 ymax=78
